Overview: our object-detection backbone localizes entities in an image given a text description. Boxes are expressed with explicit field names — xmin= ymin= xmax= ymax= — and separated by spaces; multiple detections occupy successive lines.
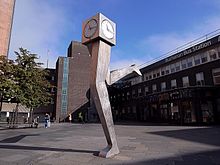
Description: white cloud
xmin=9 ymin=0 xmax=75 ymax=68
xmin=140 ymin=14 xmax=220 ymax=61
xmin=110 ymin=58 xmax=143 ymax=71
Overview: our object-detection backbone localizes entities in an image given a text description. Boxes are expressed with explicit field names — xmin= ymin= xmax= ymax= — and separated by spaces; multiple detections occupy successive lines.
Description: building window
xmin=212 ymin=68 xmax=220 ymax=85
xmin=175 ymin=62 xmax=181 ymax=72
xmin=182 ymin=76 xmax=189 ymax=87
xmin=132 ymin=89 xmax=136 ymax=97
xmin=156 ymin=69 xmax=160 ymax=77
xmin=171 ymin=79 xmax=177 ymax=89
xmin=170 ymin=63 xmax=175 ymax=73
xmin=61 ymin=58 xmax=69 ymax=115
xmin=51 ymin=76 xmax=55 ymax=81
xmin=181 ymin=59 xmax=187 ymax=69
xmin=144 ymin=74 xmax=148 ymax=81
xmin=127 ymin=107 xmax=131 ymax=113
xmin=209 ymin=49 xmax=217 ymax=61
xmin=161 ymin=82 xmax=166 ymax=91
xmin=187 ymin=57 xmax=193 ymax=68
xmin=196 ymin=72 xmax=205 ymax=86
xmin=194 ymin=54 xmax=201 ymax=65
xmin=165 ymin=66 xmax=170 ymax=74
xmin=152 ymin=84 xmax=157 ymax=93
xmin=132 ymin=106 xmax=136 ymax=113
xmin=201 ymin=53 xmax=208 ymax=63
xmin=138 ymin=88 xmax=142 ymax=96
xmin=122 ymin=108 xmax=125 ymax=114
xmin=161 ymin=67 xmax=165 ymax=76
xmin=149 ymin=72 xmax=152 ymax=80
xmin=145 ymin=86 xmax=149 ymax=95
xmin=218 ymin=46 xmax=220 ymax=58
xmin=153 ymin=70 xmax=156 ymax=78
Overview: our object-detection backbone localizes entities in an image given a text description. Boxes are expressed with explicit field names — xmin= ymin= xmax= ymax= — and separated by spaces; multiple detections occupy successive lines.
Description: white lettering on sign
xmin=165 ymin=40 xmax=212 ymax=62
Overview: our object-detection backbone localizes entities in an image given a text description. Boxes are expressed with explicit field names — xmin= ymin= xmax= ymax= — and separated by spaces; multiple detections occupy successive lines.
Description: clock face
xmin=84 ymin=19 xmax=98 ymax=38
xmin=101 ymin=20 xmax=114 ymax=39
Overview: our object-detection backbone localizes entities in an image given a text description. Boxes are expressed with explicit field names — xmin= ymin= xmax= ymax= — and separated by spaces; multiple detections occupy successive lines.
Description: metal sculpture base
xmin=99 ymin=145 xmax=120 ymax=158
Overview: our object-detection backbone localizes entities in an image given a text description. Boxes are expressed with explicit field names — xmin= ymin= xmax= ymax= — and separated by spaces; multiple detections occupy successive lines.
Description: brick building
xmin=0 ymin=0 xmax=15 ymax=57
xmin=55 ymin=41 xmax=91 ymax=122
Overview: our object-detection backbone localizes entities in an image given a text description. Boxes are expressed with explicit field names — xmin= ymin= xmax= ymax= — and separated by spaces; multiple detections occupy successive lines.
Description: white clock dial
xmin=84 ymin=19 xmax=98 ymax=38
xmin=101 ymin=20 xmax=114 ymax=39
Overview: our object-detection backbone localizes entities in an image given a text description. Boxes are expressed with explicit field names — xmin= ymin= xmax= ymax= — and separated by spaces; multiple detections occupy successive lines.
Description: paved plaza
xmin=0 ymin=123 xmax=220 ymax=165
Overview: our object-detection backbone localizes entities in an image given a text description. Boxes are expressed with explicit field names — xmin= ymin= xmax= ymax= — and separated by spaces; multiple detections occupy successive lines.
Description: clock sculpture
xmin=82 ymin=13 xmax=142 ymax=158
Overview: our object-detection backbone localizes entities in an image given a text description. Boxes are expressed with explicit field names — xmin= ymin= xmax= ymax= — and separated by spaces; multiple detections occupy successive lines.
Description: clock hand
xmin=106 ymin=24 xmax=113 ymax=33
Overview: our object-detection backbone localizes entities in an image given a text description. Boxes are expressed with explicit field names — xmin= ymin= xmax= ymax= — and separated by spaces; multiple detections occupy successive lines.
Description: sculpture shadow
xmin=147 ymin=126 xmax=220 ymax=147
xmin=0 ymin=144 xmax=97 ymax=154
xmin=0 ymin=134 xmax=39 ymax=143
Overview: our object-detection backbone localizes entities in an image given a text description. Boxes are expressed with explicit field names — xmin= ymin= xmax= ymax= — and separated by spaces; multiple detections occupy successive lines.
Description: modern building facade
xmin=55 ymin=41 xmax=91 ymax=122
xmin=109 ymin=34 xmax=220 ymax=125
xmin=0 ymin=0 xmax=15 ymax=57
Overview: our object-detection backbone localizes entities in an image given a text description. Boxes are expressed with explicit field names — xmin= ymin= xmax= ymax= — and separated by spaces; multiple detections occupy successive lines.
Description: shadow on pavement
xmin=0 ymin=134 xmax=39 ymax=143
xmin=147 ymin=127 xmax=220 ymax=147
xmin=0 ymin=144 xmax=97 ymax=154
xmin=115 ymin=149 xmax=220 ymax=165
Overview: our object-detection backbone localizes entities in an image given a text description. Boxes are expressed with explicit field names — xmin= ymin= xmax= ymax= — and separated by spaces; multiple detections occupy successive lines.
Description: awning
xmin=1 ymin=103 xmax=30 ymax=113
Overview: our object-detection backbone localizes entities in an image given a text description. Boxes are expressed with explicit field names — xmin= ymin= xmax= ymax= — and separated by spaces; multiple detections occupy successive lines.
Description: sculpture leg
xmin=91 ymin=82 xmax=119 ymax=158
xmin=89 ymin=40 xmax=119 ymax=158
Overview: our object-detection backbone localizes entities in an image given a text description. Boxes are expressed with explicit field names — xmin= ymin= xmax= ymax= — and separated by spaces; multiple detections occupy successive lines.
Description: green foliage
xmin=0 ymin=56 xmax=17 ymax=101
xmin=0 ymin=48 xmax=53 ymax=110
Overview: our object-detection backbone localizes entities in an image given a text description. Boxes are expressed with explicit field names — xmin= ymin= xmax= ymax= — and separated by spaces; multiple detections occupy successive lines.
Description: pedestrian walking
xmin=45 ymin=113 xmax=50 ymax=128
xmin=78 ymin=112 xmax=84 ymax=124
xmin=69 ymin=114 xmax=72 ymax=123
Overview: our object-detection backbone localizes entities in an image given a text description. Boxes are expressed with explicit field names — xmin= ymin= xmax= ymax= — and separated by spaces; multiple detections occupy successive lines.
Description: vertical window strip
xmin=61 ymin=58 xmax=69 ymax=115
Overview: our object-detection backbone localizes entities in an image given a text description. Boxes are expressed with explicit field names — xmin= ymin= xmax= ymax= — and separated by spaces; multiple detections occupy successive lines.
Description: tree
xmin=14 ymin=48 xmax=52 ymax=123
xmin=0 ymin=48 xmax=53 ymax=126
xmin=0 ymin=56 xmax=17 ymax=120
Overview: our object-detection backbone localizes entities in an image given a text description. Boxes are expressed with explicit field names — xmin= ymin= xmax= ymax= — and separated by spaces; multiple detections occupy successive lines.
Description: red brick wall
xmin=0 ymin=0 xmax=15 ymax=57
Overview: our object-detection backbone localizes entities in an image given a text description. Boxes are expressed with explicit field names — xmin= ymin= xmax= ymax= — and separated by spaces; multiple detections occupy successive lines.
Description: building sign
xmin=165 ymin=35 xmax=220 ymax=62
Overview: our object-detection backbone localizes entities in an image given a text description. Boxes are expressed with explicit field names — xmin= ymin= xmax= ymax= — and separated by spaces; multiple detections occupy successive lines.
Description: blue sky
xmin=9 ymin=0 xmax=220 ymax=70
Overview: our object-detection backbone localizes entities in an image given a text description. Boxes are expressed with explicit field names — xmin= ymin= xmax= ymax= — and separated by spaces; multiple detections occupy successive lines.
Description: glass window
xmin=201 ymin=52 xmax=208 ymax=63
xmin=170 ymin=63 xmax=175 ymax=73
xmin=153 ymin=70 xmax=156 ymax=78
xmin=132 ymin=106 xmax=136 ymax=113
xmin=212 ymin=68 xmax=220 ymax=85
xmin=196 ymin=72 xmax=205 ymax=86
xmin=156 ymin=69 xmax=160 ymax=77
xmin=152 ymin=84 xmax=157 ymax=92
xmin=218 ymin=46 xmax=220 ymax=58
xmin=209 ymin=49 xmax=217 ymax=61
xmin=161 ymin=82 xmax=166 ymax=91
xmin=127 ymin=107 xmax=131 ymax=113
xmin=144 ymin=73 xmax=148 ymax=81
xmin=149 ymin=72 xmax=152 ymax=80
xmin=138 ymin=88 xmax=142 ymax=96
xmin=175 ymin=62 xmax=181 ymax=71
xmin=194 ymin=54 xmax=201 ymax=65
xmin=161 ymin=66 xmax=166 ymax=76
xmin=182 ymin=76 xmax=189 ymax=87
xmin=165 ymin=65 xmax=170 ymax=74
xmin=145 ymin=86 xmax=149 ymax=94
xmin=187 ymin=57 xmax=193 ymax=67
xmin=181 ymin=59 xmax=187 ymax=69
xmin=171 ymin=79 xmax=177 ymax=89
